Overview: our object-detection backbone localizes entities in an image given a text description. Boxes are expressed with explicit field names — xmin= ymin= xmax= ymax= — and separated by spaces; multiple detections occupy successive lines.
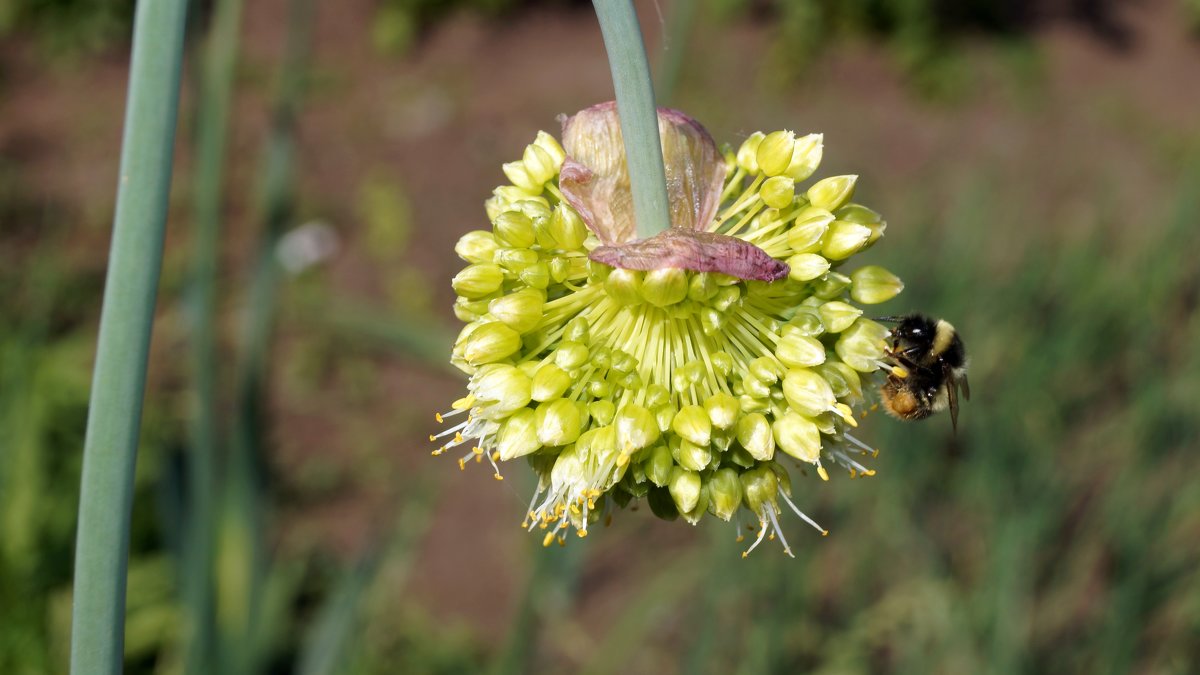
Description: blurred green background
xmin=3 ymin=0 xmax=1200 ymax=672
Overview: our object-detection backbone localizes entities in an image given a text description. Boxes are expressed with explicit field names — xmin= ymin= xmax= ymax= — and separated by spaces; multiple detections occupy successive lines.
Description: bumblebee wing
xmin=943 ymin=361 xmax=959 ymax=433
xmin=960 ymin=373 xmax=971 ymax=401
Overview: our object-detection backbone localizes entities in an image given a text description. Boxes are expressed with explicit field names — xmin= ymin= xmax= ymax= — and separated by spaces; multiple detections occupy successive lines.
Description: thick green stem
xmin=70 ymin=1 xmax=190 ymax=673
xmin=592 ymin=0 xmax=672 ymax=238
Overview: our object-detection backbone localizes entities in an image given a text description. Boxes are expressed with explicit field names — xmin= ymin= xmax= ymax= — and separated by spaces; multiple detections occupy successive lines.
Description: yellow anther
xmin=428 ymin=434 xmax=437 ymax=442
xmin=473 ymin=446 xmax=483 ymax=455
xmin=587 ymin=500 xmax=595 ymax=510
xmin=872 ymin=449 xmax=880 ymax=458
xmin=454 ymin=432 xmax=464 ymax=443
xmin=768 ymin=533 xmax=776 ymax=541
xmin=817 ymin=465 xmax=830 ymax=482
xmin=474 ymin=454 xmax=483 ymax=463
xmin=577 ymin=530 xmax=588 ymax=538
xmin=543 ymin=532 xmax=555 ymax=547
xmin=491 ymin=451 xmax=500 ymax=461
xmin=557 ymin=536 xmax=566 ymax=547
xmin=821 ymin=530 xmax=829 ymax=537
xmin=457 ymin=459 xmax=466 ymax=470
xmin=891 ymin=365 xmax=909 ymax=378
xmin=736 ymin=534 xmax=745 ymax=543
xmin=741 ymin=552 xmax=749 ymax=559
xmin=849 ymin=469 xmax=858 ymax=479
xmin=870 ymin=403 xmax=879 ymax=411
xmin=569 ymin=504 xmax=580 ymax=515
xmin=494 ymin=473 xmax=504 ymax=481
xmin=539 ymin=522 xmax=548 ymax=530
xmin=616 ymin=452 xmax=629 ymax=467
xmin=435 ymin=413 xmax=444 ymax=423
xmin=863 ymin=469 xmax=877 ymax=477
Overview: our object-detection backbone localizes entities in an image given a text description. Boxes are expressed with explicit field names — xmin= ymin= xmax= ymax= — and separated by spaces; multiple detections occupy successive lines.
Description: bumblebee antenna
xmin=874 ymin=316 xmax=906 ymax=324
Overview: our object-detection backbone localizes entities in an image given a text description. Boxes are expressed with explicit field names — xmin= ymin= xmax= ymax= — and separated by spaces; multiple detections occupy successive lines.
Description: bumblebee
xmin=878 ymin=314 xmax=970 ymax=431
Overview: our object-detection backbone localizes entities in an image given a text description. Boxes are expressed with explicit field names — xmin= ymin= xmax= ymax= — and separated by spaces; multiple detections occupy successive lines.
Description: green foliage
xmin=0 ymin=0 xmax=135 ymax=55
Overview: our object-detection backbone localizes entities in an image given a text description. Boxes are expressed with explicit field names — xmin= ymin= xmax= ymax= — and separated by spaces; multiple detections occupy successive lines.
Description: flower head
xmin=434 ymin=103 xmax=903 ymax=555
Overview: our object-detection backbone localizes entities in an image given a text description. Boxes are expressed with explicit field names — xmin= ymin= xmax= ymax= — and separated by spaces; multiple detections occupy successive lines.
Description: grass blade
xmin=182 ymin=1 xmax=245 ymax=672
xmin=69 ymin=1 xmax=190 ymax=672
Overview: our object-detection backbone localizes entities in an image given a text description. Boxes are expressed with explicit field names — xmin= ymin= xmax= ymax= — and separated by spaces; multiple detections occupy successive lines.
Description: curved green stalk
xmin=69 ymin=1 xmax=190 ymax=673
xmin=592 ymin=0 xmax=671 ymax=238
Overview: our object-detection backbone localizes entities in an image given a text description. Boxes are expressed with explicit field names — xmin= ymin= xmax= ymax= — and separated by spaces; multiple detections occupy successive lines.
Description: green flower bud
xmin=818 ymin=301 xmax=863 ymax=333
xmin=547 ymin=257 xmax=570 ymax=283
xmin=531 ymin=363 xmax=572 ymax=401
xmin=756 ymin=130 xmax=796 ymax=177
xmin=773 ymin=412 xmax=822 ymax=463
xmin=834 ymin=318 xmax=889 ymax=371
xmin=707 ymin=468 xmax=743 ymax=521
xmin=850 ymin=265 xmax=904 ymax=304
xmin=812 ymin=271 xmax=851 ymax=300
xmin=736 ymin=412 xmax=775 ymax=461
xmin=739 ymin=465 xmax=778 ymax=515
xmin=761 ymin=175 xmax=796 ymax=208
xmin=807 ymin=175 xmax=857 ymax=212
xmin=681 ymin=481 xmax=711 ymax=525
xmin=644 ymin=383 xmax=670 ymax=408
xmin=472 ymin=364 xmax=532 ymax=416
xmin=748 ymin=356 xmax=781 ymax=384
xmin=785 ymin=133 xmax=823 ymax=181
xmin=488 ymin=288 xmax=544 ymax=333
xmin=688 ymin=272 xmax=718 ymax=302
xmin=782 ymin=368 xmax=836 ymax=417
xmin=821 ymin=220 xmax=872 ymax=260
xmin=776 ymin=333 xmax=826 ymax=368
xmin=605 ymin=268 xmax=644 ymax=305
xmin=815 ymin=360 xmax=863 ymax=402
xmin=533 ymin=130 xmax=566 ymax=167
xmin=563 ymin=316 xmax=589 ymax=342
xmin=452 ymin=263 xmax=504 ymax=299
xmin=704 ymin=393 xmax=740 ymax=429
xmin=548 ymin=204 xmax=587 ymax=251
xmin=787 ymin=208 xmax=834 ymax=254
xmin=454 ymin=230 xmax=499 ymax=263
xmin=653 ymin=403 xmax=676 ymax=433
xmin=787 ymin=253 xmax=831 ymax=281
xmin=497 ymin=408 xmax=539 ymax=461
xmin=834 ymin=203 xmax=881 ymax=225
xmin=672 ymin=404 xmax=712 ymax=447
xmin=783 ymin=306 xmax=824 ymax=337
xmin=522 ymin=143 xmax=557 ymax=185
xmin=616 ymin=403 xmax=660 ymax=451
xmin=536 ymin=398 xmax=582 ymax=446
xmin=493 ymin=247 xmax=539 ymax=273
xmin=736 ymin=131 xmax=765 ymax=173
xmin=512 ymin=198 xmax=551 ymax=223
xmin=669 ymin=467 xmax=702 ymax=515
xmin=642 ymin=268 xmax=689 ymax=307
xmin=453 ymin=297 xmax=489 ymax=322
xmin=589 ymin=400 xmax=616 ymax=427
xmin=519 ymin=262 xmax=549 ymax=289
xmin=461 ymin=322 xmax=521 ymax=365
xmin=494 ymin=211 xmax=536 ymax=248
xmin=555 ymin=341 xmax=589 ymax=370
xmin=712 ymin=285 xmax=741 ymax=312
xmin=644 ymin=444 xmax=673 ymax=487
xmin=711 ymin=351 xmax=734 ymax=376
xmin=502 ymin=160 xmax=542 ymax=193
xmin=675 ymin=438 xmax=712 ymax=471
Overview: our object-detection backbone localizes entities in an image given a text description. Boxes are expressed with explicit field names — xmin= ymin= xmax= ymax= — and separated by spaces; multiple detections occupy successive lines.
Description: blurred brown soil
xmin=2 ymin=0 xmax=1199 ymax=662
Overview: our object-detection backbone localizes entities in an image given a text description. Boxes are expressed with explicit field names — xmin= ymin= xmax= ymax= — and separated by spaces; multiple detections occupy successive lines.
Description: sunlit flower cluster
xmin=433 ymin=102 xmax=904 ymax=556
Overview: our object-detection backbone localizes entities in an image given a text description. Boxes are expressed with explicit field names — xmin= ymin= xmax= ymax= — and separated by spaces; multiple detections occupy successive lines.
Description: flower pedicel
xmin=433 ymin=102 xmax=903 ymax=556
